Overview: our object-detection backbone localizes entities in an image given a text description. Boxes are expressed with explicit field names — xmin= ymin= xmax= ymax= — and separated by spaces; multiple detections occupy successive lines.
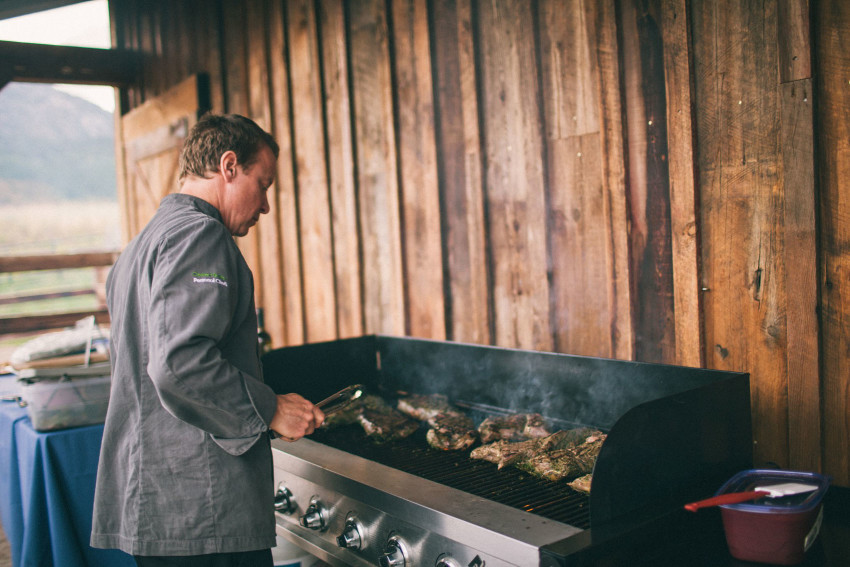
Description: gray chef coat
xmin=91 ymin=193 xmax=278 ymax=556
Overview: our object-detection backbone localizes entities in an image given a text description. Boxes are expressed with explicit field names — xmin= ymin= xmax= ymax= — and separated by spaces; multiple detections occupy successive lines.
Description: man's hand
xmin=269 ymin=393 xmax=325 ymax=442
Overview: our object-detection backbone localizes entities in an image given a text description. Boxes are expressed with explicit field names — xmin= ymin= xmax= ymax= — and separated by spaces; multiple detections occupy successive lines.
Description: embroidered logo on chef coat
xmin=192 ymin=271 xmax=228 ymax=287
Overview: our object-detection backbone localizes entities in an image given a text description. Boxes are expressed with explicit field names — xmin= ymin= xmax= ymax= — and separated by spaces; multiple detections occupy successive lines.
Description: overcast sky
xmin=0 ymin=0 xmax=114 ymax=112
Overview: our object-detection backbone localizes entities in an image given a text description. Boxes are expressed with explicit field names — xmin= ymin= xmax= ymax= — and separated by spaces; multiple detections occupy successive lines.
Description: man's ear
xmin=220 ymin=150 xmax=238 ymax=181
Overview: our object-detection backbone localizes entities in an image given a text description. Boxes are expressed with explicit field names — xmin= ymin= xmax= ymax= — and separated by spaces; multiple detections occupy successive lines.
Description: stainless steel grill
xmin=264 ymin=335 xmax=752 ymax=567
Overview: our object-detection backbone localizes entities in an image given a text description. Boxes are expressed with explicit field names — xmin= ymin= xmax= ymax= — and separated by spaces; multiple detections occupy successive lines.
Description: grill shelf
xmin=308 ymin=424 xmax=592 ymax=529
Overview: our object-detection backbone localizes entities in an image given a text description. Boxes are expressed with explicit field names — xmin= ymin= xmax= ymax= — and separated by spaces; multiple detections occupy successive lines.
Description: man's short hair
xmin=178 ymin=113 xmax=280 ymax=182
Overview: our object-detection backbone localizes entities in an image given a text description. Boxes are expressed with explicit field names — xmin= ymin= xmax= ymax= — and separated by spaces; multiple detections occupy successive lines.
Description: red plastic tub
xmin=717 ymin=469 xmax=830 ymax=565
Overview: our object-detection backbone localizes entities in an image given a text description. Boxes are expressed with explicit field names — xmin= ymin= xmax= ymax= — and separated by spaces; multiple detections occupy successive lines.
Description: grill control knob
xmin=435 ymin=555 xmax=462 ymax=567
xmin=335 ymin=516 xmax=364 ymax=550
xmin=273 ymin=484 xmax=295 ymax=514
xmin=378 ymin=535 xmax=409 ymax=567
xmin=298 ymin=497 xmax=328 ymax=531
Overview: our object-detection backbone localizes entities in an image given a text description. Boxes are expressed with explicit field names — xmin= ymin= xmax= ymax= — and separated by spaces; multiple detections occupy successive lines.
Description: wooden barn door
xmin=117 ymin=74 xmax=210 ymax=242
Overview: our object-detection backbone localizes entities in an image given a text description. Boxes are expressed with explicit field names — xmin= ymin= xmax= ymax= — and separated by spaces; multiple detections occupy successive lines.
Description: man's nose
xmin=261 ymin=193 xmax=270 ymax=214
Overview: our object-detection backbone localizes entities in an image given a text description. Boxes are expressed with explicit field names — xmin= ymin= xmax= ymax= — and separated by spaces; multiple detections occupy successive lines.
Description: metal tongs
xmin=316 ymin=383 xmax=365 ymax=416
xmin=269 ymin=384 xmax=365 ymax=440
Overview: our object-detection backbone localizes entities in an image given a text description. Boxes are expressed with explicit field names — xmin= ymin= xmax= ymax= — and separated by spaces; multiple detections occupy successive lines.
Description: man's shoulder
xmin=118 ymin=206 xmax=228 ymax=268
xmin=149 ymin=197 xmax=228 ymax=240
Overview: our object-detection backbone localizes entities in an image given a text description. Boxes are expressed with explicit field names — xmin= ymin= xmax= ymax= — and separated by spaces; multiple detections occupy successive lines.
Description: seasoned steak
xmin=477 ymin=413 xmax=551 ymax=443
xmin=357 ymin=408 xmax=420 ymax=443
xmin=568 ymin=474 xmax=593 ymax=494
xmin=396 ymin=393 xmax=457 ymax=422
xmin=322 ymin=394 xmax=390 ymax=428
xmin=425 ymin=412 xmax=478 ymax=451
xmin=470 ymin=428 xmax=606 ymax=481
xmin=470 ymin=438 xmax=537 ymax=468
xmin=470 ymin=429 xmax=573 ymax=469
xmin=515 ymin=430 xmax=606 ymax=482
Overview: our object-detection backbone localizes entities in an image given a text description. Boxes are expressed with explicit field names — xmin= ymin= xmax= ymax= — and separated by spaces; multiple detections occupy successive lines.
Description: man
xmin=91 ymin=113 xmax=324 ymax=567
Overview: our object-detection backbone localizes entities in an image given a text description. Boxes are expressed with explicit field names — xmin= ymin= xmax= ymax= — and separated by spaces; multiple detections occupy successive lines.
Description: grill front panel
xmin=272 ymin=438 xmax=583 ymax=567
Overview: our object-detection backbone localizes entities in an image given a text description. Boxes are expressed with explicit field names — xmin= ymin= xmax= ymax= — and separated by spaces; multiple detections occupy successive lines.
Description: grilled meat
xmin=357 ymin=408 xmax=420 ymax=443
xmin=470 ymin=438 xmax=537 ymax=468
xmin=396 ymin=393 xmax=457 ymax=422
xmin=515 ymin=430 xmax=606 ymax=482
xmin=321 ymin=394 xmax=390 ymax=428
xmin=470 ymin=429 xmax=573 ymax=468
xmin=568 ymin=474 xmax=593 ymax=494
xmin=470 ymin=428 xmax=605 ymax=482
xmin=425 ymin=412 xmax=478 ymax=451
xmin=477 ymin=413 xmax=551 ymax=443
xmin=518 ymin=413 xmax=550 ymax=439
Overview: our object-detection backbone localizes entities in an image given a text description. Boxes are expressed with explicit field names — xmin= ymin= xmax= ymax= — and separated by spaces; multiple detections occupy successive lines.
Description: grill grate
xmin=308 ymin=425 xmax=591 ymax=529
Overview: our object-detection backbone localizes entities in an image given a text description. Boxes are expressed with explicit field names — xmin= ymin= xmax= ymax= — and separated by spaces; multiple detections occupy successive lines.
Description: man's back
xmin=91 ymin=193 xmax=277 ymax=556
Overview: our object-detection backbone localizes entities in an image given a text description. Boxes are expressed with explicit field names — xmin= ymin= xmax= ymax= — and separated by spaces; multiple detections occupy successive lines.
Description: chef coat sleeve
xmin=146 ymin=218 xmax=277 ymax=455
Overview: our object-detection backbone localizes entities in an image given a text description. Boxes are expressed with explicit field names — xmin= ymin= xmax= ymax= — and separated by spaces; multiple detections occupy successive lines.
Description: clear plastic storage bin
xmin=21 ymin=374 xmax=111 ymax=431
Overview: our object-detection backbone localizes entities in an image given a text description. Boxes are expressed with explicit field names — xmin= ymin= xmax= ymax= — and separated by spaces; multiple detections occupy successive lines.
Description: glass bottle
xmin=256 ymin=307 xmax=272 ymax=354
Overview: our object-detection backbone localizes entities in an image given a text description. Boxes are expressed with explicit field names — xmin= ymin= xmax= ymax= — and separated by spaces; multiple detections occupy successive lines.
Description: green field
xmin=0 ymin=200 xmax=120 ymax=304
xmin=0 ymin=200 xmax=120 ymax=256
xmin=0 ymin=268 xmax=104 ymax=316
xmin=0 ymin=200 xmax=120 ymax=351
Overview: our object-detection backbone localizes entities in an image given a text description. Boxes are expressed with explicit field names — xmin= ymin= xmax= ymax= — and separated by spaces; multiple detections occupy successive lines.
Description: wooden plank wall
xmin=814 ymin=0 xmax=850 ymax=487
xmin=110 ymin=0 xmax=850 ymax=486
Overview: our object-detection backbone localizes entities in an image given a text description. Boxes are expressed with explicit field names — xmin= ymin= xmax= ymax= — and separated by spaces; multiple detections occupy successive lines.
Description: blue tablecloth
xmin=0 ymin=374 xmax=134 ymax=567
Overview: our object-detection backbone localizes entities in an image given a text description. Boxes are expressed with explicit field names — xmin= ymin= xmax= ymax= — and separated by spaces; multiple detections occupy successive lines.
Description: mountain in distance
xmin=0 ymin=82 xmax=116 ymax=205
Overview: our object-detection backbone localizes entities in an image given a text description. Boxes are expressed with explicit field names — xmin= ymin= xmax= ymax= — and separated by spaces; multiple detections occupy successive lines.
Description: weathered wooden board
xmin=197 ymin=0 xmax=226 ymax=114
xmin=780 ymin=79 xmax=820 ymax=473
xmin=692 ymin=0 xmax=788 ymax=468
xmin=0 ymin=252 xmax=119 ymax=273
xmin=391 ymin=0 xmax=446 ymax=339
xmin=620 ymin=0 xmax=676 ymax=365
xmin=660 ymin=0 xmax=702 ymax=368
xmin=2 ymin=310 xmax=111 ymax=335
xmin=157 ymin=1 xmax=178 ymax=90
xmin=137 ymin=3 xmax=156 ymax=105
xmin=815 ymin=0 xmax=850 ymax=486
xmin=318 ymin=0 xmax=363 ymax=339
xmin=778 ymin=0 xmax=811 ymax=83
xmin=538 ymin=0 xmax=614 ymax=359
xmin=287 ymin=0 xmax=338 ymax=342
xmin=431 ymin=0 xmax=490 ymax=345
xmin=348 ymin=0 xmax=405 ymax=335
xmin=478 ymin=0 xmax=551 ymax=352
xmin=588 ymin=0 xmax=633 ymax=361
xmin=268 ymin=0 xmax=306 ymax=345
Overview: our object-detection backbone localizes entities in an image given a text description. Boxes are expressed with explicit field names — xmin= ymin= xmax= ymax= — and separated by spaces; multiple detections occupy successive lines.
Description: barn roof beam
xmin=0 ymin=40 xmax=139 ymax=90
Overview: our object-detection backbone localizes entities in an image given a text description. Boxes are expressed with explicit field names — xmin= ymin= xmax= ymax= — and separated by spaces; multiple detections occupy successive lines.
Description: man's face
xmin=221 ymin=144 xmax=276 ymax=237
